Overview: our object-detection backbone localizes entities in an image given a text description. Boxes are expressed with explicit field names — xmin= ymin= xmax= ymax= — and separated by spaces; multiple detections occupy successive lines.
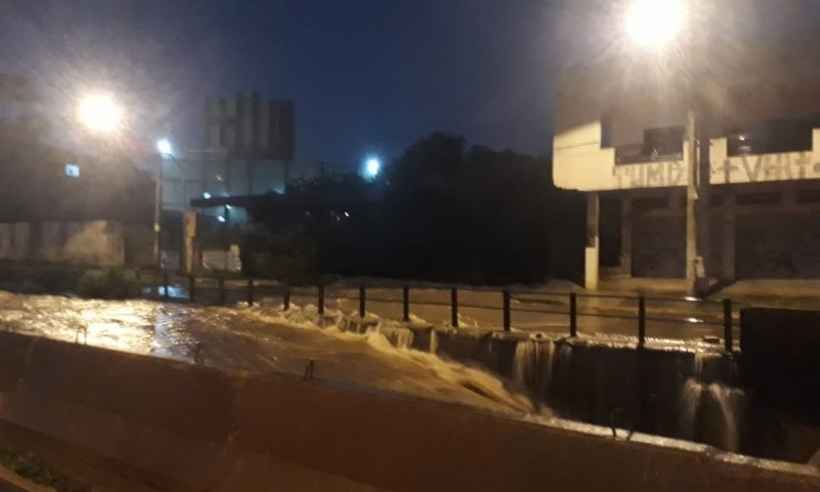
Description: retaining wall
xmin=0 ymin=330 xmax=816 ymax=490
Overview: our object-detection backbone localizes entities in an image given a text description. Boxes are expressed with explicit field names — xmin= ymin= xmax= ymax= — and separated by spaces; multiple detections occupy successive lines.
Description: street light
xmin=624 ymin=0 xmax=686 ymax=50
xmin=156 ymin=138 xmax=174 ymax=157
xmin=154 ymin=137 xmax=177 ymax=269
xmin=364 ymin=156 xmax=381 ymax=180
xmin=624 ymin=0 xmax=705 ymax=296
xmin=77 ymin=93 xmax=124 ymax=134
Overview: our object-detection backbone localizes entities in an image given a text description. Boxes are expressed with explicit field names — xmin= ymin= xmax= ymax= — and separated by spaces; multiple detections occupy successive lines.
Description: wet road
xmin=0 ymin=291 xmax=534 ymax=417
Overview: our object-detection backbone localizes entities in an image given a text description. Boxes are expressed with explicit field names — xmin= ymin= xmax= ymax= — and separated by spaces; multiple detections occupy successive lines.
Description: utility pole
xmin=153 ymin=156 xmax=163 ymax=269
xmin=685 ymin=110 xmax=700 ymax=296
xmin=685 ymin=13 xmax=710 ymax=297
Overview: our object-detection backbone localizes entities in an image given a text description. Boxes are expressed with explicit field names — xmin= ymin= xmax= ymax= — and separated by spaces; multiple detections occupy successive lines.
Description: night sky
xmin=1 ymin=1 xmax=819 ymax=169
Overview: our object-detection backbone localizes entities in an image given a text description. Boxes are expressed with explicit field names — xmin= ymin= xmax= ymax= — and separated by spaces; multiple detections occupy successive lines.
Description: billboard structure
xmin=206 ymin=93 xmax=294 ymax=161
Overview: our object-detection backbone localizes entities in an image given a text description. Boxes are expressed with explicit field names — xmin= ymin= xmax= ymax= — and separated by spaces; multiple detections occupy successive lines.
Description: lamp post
xmin=155 ymin=138 xmax=174 ymax=269
xmin=625 ymin=0 xmax=706 ymax=296
xmin=76 ymin=94 xmax=176 ymax=271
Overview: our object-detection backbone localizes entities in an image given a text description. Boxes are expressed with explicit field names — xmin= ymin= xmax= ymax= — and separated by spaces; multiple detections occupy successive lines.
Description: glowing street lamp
xmin=156 ymin=138 xmax=174 ymax=157
xmin=623 ymin=0 xmax=704 ymax=295
xmin=364 ymin=157 xmax=381 ymax=179
xmin=624 ymin=0 xmax=686 ymax=50
xmin=153 ymin=137 xmax=178 ymax=269
xmin=77 ymin=93 xmax=124 ymax=134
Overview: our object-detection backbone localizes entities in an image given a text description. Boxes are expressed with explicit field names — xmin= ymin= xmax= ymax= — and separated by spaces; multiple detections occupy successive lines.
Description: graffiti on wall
xmin=613 ymin=152 xmax=820 ymax=189
xmin=614 ymin=161 xmax=686 ymax=189
xmin=712 ymin=152 xmax=820 ymax=184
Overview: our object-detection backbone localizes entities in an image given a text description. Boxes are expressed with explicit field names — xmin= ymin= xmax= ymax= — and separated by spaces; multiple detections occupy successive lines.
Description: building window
xmin=728 ymin=116 xmax=818 ymax=157
xmin=615 ymin=126 xmax=684 ymax=164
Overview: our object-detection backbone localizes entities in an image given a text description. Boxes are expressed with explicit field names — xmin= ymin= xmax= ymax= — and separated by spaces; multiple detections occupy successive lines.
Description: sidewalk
xmin=599 ymin=277 xmax=820 ymax=309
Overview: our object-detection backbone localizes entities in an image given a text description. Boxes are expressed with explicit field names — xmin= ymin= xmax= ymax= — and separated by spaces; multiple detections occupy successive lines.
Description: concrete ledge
xmin=0 ymin=331 xmax=815 ymax=491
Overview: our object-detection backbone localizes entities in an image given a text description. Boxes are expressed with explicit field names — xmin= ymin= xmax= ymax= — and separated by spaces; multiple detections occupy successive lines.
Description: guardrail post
xmin=638 ymin=295 xmax=646 ymax=346
xmin=247 ymin=278 xmax=255 ymax=306
xmin=359 ymin=285 xmax=366 ymax=318
xmin=450 ymin=288 xmax=458 ymax=328
xmin=723 ymin=298 xmax=733 ymax=353
xmin=218 ymin=277 xmax=226 ymax=305
xmin=569 ymin=293 xmax=577 ymax=337
xmin=283 ymin=282 xmax=291 ymax=311
xmin=318 ymin=284 xmax=325 ymax=316
xmin=502 ymin=290 xmax=511 ymax=332
xmin=188 ymin=275 xmax=196 ymax=303
xmin=402 ymin=286 xmax=410 ymax=322
xmin=162 ymin=270 xmax=169 ymax=299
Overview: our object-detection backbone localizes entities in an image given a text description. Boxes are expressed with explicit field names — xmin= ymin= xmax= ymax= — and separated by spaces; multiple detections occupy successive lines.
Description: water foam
xmin=243 ymin=305 xmax=542 ymax=416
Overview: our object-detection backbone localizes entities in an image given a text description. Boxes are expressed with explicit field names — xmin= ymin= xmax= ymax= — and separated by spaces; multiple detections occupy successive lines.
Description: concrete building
xmin=158 ymin=93 xmax=322 ymax=271
xmin=161 ymin=93 xmax=317 ymax=218
xmin=0 ymin=154 xmax=156 ymax=267
xmin=553 ymin=41 xmax=820 ymax=292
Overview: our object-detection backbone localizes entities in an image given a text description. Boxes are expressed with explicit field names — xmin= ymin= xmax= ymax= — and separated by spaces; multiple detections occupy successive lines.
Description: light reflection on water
xmin=0 ymin=291 xmax=537 ymax=417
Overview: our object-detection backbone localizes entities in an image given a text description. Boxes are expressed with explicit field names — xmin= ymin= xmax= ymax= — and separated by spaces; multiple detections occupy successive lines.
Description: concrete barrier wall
xmin=404 ymin=323 xmax=820 ymax=461
xmin=0 ymin=331 xmax=816 ymax=491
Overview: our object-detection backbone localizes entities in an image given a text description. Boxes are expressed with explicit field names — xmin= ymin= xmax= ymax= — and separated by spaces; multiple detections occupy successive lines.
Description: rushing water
xmin=0 ymin=291 xmax=535 ymax=417
xmin=512 ymin=340 xmax=555 ymax=402
xmin=678 ymin=351 xmax=745 ymax=452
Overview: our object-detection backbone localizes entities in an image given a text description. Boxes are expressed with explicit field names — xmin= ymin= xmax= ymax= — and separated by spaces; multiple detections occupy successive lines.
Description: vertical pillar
xmin=620 ymin=194 xmax=632 ymax=276
xmin=697 ymin=111 xmax=712 ymax=292
xmin=685 ymin=110 xmax=698 ymax=294
xmin=585 ymin=192 xmax=600 ymax=290
xmin=182 ymin=211 xmax=197 ymax=274
xmin=721 ymin=190 xmax=736 ymax=283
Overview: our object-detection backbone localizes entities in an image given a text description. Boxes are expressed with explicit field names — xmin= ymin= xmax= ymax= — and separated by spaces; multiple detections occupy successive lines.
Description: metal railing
xmin=141 ymin=269 xmax=738 ymax=353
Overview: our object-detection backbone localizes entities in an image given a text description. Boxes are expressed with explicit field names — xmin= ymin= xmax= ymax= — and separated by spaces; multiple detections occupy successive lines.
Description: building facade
xmin=553 ymin=45 xmax=820 ymax=291
xmin=157 ymin=93 xmax=322 ymax=270
xmin=161 ymin=93 xmax=313 ymax=216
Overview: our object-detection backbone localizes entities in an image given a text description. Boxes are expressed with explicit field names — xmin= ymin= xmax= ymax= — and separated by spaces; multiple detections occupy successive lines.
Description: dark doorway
xmin=600 ymin=196 xmax=622 ymax=267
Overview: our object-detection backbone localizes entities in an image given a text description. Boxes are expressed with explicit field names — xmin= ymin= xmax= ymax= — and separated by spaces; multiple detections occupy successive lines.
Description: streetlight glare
xmin=156 ymin=138 xmax=174 ymax=157
xmin=77 ymin=93 xmax=124 ymax=133
xmin=625 ymin=0 xmax=686 ymax=49
xmin=365 ymin=157 xmax=381 ymax=179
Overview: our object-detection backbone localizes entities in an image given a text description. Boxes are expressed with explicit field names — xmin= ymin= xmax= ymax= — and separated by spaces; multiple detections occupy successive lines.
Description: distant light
xmin=225 ymin=204 xmax=232 ymax=210
xmin=156 ymin=138 xmax=174 ymax=157
xmin=364 ymin=157 xmax=381 ymax=179
xmin=202 ymin=192 xmax=212 ymax=199
xmin=344 ymin=211 xmax=350 ymax=218
xmin=738 ymin=135 xmax=747 ymax=141
xmin=65 ymin=163 xmax=80 ymax=178
xmin=625 ymin=0 xmax=686 ymax=50
xmin=77 ymin=93 xmax=124 ymax=134
xmin=217 ymin=216 xmax=226 ymax=223
xmin=216 ymin=174 xmax=223 ymax=182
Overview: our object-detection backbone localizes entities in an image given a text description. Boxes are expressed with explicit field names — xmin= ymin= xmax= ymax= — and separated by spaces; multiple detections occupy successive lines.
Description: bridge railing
xmin=137 ymin=268 xmax=738 ymax=353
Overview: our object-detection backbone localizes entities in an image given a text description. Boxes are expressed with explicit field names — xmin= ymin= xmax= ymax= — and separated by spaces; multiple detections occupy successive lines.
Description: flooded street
xmin=0 ymin=291 xmax=534 ymax=417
